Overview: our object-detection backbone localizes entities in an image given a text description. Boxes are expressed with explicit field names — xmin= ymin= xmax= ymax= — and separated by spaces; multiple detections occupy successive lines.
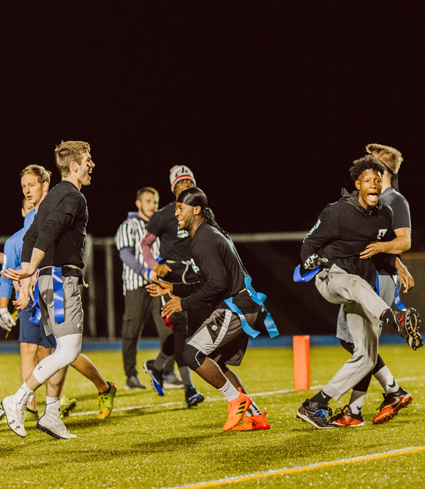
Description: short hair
xmin=20 ymin=164 xmax=52 ymax=187
xmin=136 ymin=186 xmax=159 ymax=201
xmin=54 ymin=140 xmax=91 ymax=177
xmin=366 ymin=143 xmax=403 ymax=175
xmin=21 ymin=198 xmax=34 ymax=212
xmin=349 ymin=155 xmax=385 ymax=182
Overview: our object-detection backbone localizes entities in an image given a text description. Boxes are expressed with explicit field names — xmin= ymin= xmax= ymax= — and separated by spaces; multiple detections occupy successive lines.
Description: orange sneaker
xmin=373 ymin=388 xmax=412 ymax=424
xmin=222 ymin=388 xmax=252 ymax=432
xmin=231 ymin=411 xmax=270 ymax=431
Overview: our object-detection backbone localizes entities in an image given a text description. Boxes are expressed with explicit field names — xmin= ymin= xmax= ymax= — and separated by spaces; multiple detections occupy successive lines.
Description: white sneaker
xmin=1 ymin=395 xmax=26 ymax=438
xmin=37 ymin=411 xmax=77 ymax=439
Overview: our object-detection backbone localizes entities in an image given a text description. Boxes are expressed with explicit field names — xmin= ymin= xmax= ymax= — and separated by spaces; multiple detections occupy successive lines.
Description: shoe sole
xmin=296 ymin=410 xmax=336 ymax=429
xmin=37 ymin=421 xmax=76 ymax=439
xmin=143 ymin=363 xmax=164 ymax=396
xmin=232 ymin=425 xmax=271 ymax=431
xmin=373 ymin=397 xmax=413 ymax=424
xmin=187 ymin=395 xmax=205 ymax=408
xmin=331 ymin=421 xmax=365 ymax=427
xmin=406 ymin=310 xmax=423 ymax=350
xmin=124 ymin=385 xmax=146 ymax=391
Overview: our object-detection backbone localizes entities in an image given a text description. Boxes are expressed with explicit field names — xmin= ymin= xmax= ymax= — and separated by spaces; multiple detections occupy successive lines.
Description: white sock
xmin=218 ymin=380 xmax=240 ymax=402
xmin=45 ymin=396 xmax=61 ymax=415
xmin=14 ymin=383 xmax=33 ymax=406
xmin=374 ymin=366 xmax=399 ymax=394
xmin=349 ymin=390 xmax=366 ymax=414
xmin=247 ymin=401 xmax=262 ymax=416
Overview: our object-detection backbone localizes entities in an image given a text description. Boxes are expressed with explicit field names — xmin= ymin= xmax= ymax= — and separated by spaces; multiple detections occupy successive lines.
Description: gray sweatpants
xmin=315 ymin=265 xmax=389 ymax=400
xmin=336 ymin=274 xmax=396 ymax=343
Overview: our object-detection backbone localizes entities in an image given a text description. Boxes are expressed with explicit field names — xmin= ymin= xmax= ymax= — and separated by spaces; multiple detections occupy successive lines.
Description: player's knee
xmin=183 ymin=344 xmax=206 ymax=370
xmin=340 ymin=339 xmax=354 ymax=354
xmin=218 ymin=363 xmax=229 ymax=374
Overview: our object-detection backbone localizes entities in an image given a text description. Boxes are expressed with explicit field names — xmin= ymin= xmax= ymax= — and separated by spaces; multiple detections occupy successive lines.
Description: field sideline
xmin=1 ymin=344 xmax=425 ymax=488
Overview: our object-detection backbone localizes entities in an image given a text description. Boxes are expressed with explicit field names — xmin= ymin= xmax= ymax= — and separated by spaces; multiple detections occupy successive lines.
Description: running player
xmin=147 ymin=187 xmax=277 ymax=431
xmin=296 ymin=155 xmax=422 ymax=429
xmin=331 ymin=144 xmax=415 ymax=426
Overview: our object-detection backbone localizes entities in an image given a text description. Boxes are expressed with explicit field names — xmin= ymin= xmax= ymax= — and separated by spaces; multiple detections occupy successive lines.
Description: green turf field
xmin=1 ymin=344 xmax=425 ymax=488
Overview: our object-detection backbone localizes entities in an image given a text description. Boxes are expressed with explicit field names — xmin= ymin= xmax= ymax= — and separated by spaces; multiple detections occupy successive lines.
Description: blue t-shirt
xmin=0 ymin=210 xmax=36 ymax=298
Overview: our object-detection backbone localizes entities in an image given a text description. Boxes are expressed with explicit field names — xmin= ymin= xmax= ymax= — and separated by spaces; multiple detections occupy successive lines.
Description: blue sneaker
xmin=143 ymin=360 xmax=164 ymax=396
xmin=185 ymin=386 xmax=204 ymax=408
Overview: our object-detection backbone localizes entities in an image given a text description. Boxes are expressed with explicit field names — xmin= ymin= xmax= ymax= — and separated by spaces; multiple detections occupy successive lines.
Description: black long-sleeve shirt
xmin=22 ymin=181 xmax=88 ymax=276
xmin=301 ymin=190 xmax=393 ymax=287
xmin=173 ymin=222 xmax=258 ymax=313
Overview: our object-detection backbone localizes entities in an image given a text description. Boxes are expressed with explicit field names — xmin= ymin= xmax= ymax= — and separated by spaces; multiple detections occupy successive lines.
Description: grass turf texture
xmin=1 ymin=344 xmax=425 ymax=488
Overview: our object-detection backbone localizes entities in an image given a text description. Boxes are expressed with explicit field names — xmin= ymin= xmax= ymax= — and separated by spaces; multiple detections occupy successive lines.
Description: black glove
xmin=303 ymin=254 xmax=329 ymax=270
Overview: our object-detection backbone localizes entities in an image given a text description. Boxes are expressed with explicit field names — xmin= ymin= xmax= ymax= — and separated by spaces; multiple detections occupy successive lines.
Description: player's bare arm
xmin=12 ymin=277 xmax=32 ymax=310
xmin=360 ymin=227 xmax=411 ymax=259
xmin=1 ymin=248 xmax=45 ymax=281
xmin=396 ymin=257 xmax=414 ymax=292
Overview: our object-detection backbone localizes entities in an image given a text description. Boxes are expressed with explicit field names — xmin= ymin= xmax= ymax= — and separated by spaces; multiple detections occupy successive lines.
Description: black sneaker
xmin=296 ymin=400 xmax=336 ymax=429
xmin=185 ymin=386 xmax=204 ymax=408
xmin=394 ymin=308 xmax=423 ymax=350
xmin=125 ymin=376 xmax=146 ymax=390
xmin=143 ymin=360 xmax=164 ymax=396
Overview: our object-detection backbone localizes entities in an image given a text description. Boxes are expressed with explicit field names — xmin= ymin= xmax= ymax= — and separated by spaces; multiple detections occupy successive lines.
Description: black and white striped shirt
xmin=115 ymin=212 xmax=160 ymax=294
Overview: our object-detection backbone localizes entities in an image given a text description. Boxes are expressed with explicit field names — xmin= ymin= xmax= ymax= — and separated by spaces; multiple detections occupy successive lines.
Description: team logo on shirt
xmin=306 ymin=218 xmax=321 ymax=238
xmin=190 ymin=259 xmax=199 ymax=274
xmin=377 ymin=229 xmax=387 ymax=240
xmin=177 ymin=225 xmax=189 ymax=238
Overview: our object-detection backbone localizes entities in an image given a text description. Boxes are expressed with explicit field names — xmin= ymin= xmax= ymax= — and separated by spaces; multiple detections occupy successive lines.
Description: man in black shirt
xmin=141 ymin=165 xmax=204 ymax=407
xmin=148 ymin=187 xmax=276 ymax=432
xmin=295 ymin=156 xmax=422 ymax=429
xmin=2 ymin=141 xmax=116 ymax=439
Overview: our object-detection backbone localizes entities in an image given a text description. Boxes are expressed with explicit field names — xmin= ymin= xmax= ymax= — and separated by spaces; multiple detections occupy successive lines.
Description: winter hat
xmin=169 ymin=165 xmax=196 ymax=193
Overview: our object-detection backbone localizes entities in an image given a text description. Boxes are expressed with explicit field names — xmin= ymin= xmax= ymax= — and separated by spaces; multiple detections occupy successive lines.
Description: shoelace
xmin=314 ymin=409 xmax=330 ymax=419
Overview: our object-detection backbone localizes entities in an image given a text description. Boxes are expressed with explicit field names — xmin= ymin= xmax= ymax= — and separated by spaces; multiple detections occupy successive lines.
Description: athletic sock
xmin=374 ymin=366 xmax=400 ymax=394
xmin=218 ymin=380 xmax=240 ymax=402
xmin=348 ymin=390 xmax=366 ymax=414
xmin=14 ymin=383 xmax=33 ymax=406
xmin=380 ymin=309 xmax=396 ymax=330
xmin=45 ymin=396 xmax=61 ymax=415
xmin=309 ymin=390 xmax=332 ymax=407
xmin=153 ymin=352 xmax=169 ymax=372
xmin=178 ymin=366 xmax=192 ymax=388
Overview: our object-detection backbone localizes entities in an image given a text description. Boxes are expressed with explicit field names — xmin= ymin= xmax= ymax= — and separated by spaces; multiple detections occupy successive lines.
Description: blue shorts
xmin=18 ymin=306 xmax=57 ymax=349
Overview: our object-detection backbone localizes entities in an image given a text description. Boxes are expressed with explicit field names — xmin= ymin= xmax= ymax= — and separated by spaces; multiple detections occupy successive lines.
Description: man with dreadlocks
xmin=147 ymin=187 xmax=278 ymax=432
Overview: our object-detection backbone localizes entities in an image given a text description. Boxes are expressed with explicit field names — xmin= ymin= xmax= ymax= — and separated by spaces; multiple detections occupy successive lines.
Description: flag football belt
xmin=29 ymin=265 xmax=87 ymax=325
xmin=224 ymin=276 xmax=279 ymax=339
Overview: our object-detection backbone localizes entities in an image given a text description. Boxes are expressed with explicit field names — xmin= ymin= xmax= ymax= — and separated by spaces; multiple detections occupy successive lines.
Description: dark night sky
xmin=1 ymin=2 xmax=425 ymax=247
